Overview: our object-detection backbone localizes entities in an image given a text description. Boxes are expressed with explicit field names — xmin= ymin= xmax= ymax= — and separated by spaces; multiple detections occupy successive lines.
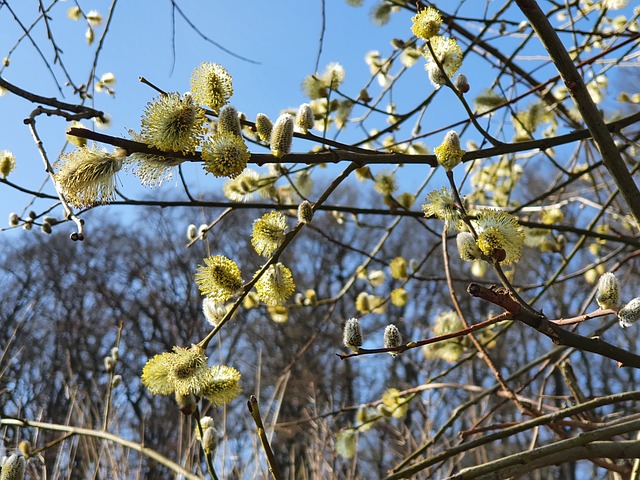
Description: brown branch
xmin=66 ymin=109 xmax=640 ymax=166
xmin=0 ymin=417 xmax=201 ymax=480
xmin=248 ymin=395 xmax=282 ymax=480
xmin=25 ymin=108 xmax=85 ymax=240
xmin=336 ymin=313 xmax=509 ymax=359
xmin=551 ymin=308 xmax=616 ymax=326
xmin=386 ymin=390 xmax=640 ymax=479
xmin=514 ymin=0 xmax=640 ymax=226
xmin=0 ymin=76 xmax=103 ymax=118
xmin=467 ymin=283 xmax=640 ymax=368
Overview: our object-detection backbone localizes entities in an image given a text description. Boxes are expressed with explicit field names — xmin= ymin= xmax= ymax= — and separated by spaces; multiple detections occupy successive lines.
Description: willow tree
xmin=1 ymin=1 xmax=640 ymax=479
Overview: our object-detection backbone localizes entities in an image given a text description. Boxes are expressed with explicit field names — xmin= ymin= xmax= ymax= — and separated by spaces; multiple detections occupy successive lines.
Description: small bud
xmin=0 ymin=150 xmax=16 ymax=179
xmin=217 ymin=104 xmax=242 ymax=137
xmin=297 ymin=200 xmax=313 ymax=224
xmin=28 ymin=211 xmax=36 ymax=220
xmin=355 ymin=166 xmax=373 ymax=182
xmin=343 ymin=318 xmax=363 ymax=353
xmin=255 ymin=113 xmax=273 ymax=142
xmin=426 ymin=62 xmax=447 ymax=88
xmin=358 ymin=88 xmax=372 ymax=103
xmin=18 ymin=441 xmax=31 ymax=458
xmin=8 ymin=213 xmax=19 ymax=227
xmin=203 ymin=297 xmax=227 ymax=326
xmin=67 ymin=6 xmax=81 ymax=20
xmin=110 ymin=346 xmax=119 ymax=361
xmin=198 ymin=224 xmax=208 ymax=239
xmin=22 ymin=219 xmax=33 ymax=231
xmin=454 ymin=74 xmax=469 ymax=93
xmin=618 ymin=297 xmax=640 ymax=328
xmin=111 ymin=375 xmax=122 ymax=388
xmin=94 ymin=114 xmax=111 ymax=129
xmin=104 ymin=356 xmax=115 ymax=373
xmin=368 ymin=270 xmax=386 ymax=287
xmin=391 ymin=288 xmax=408 ymax=307
xmin=243 ymin=291 xmax=260 ymax=309
xmin=456 ymin=232 xmax=482 ymax=262
xmin=305 ymin=289 xmax=317 ymax=305
xmin=201 ymin=426 xmax=218 ymax=454
xmin=100 ymin=72 xmax=116 ymax=87
xmin=0 ymin=454 xmax=26 ymax=480
xmin=270 ymin=114 xmax=294 ymax=158
xmin=187 ymin=224 xmax=197 ymax=240
xmin=175 ymin=392 xmax=197 ymax=416
xmin=2 ymin=57 xmax=9 ymax=67
xmin=336 ymin=429 xmax=357 ymax=459
xmin=409 ymin=259 xmax=420 ymax=272
xmin=86 ymin=10 xmax=103 ymax=27
xmin=66 ymin=121 xmax=88 ymax=147
xmin=389 ymin=257 xmax=408 ymax=280
xmin=295 ymin=103 xmax=315 ymax=133
xmin=434 ymin=130 xmax=465 ymax=171
xmin=383 ymin=324 xmax=402 ymax=355
xmin=42 ymin=216 xmax=58 ymax=226
xmin=86 ymin=27 xmax=94 ymax=45
xmin=40 ymin=223 xmax=52 ymax=234
xmin=596 ymin=272 xmax=620 ymax=310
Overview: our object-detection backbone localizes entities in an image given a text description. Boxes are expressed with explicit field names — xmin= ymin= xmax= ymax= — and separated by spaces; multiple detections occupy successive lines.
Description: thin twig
xmin=247 ymin=395 xmax=282 ymax=480
xmin=25 ymin=108 xmax=85 ymax=240
xmin=514 ymin=0 xmax=640 ymax=226
xmin=0 ymin=417 xmax=201 ymax=480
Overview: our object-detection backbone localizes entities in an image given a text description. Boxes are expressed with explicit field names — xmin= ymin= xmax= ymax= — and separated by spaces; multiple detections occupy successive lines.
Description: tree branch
xmin=514 ymin=0 xmax=640 ymax=227
xmin=467 ymin=283 xmax=640 ymax=368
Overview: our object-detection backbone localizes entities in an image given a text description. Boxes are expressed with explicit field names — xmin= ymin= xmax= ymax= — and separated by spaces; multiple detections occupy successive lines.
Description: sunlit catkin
xmin=596 ymin=272 xmax=620 ymax=310
xmin=270 ymin=114 xmax=294 ymax=158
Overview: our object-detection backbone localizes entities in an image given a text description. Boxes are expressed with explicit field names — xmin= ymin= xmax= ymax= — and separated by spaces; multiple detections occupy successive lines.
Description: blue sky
xmin=0 ymin=1 xmax=432 ymax=235
xmin=2 ymin=1 xmax=635 ymax=238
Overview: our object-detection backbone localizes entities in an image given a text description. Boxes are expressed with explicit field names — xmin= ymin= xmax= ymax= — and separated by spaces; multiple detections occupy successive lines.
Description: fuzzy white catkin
xmin=297 ymin=200 xmax=313 ymax=224
xmin=203 ymin=297 xmax=227 ymax=326
xmin=202 ymin=427 xmax=218 ymax=454
xmin=270 ymin=114 xmax=294 ymax=158
xmin=295 ymin=103 xmax=315 ymax=133
xmin=456 ymin=232 xmax=482 ymax=262
xmin=596 ymin=272 xmax=620 ymax=310
xmin=618 ymin=297 xmax=640 ymax=328
xmin=217 ymin=104 xmax=241 ymax=137
xmin=187 ymin=224 xmax=197 ymax=240
xmin=343 ymin=318 xmax=363 ymax=352
xmin=383 ymin=324 xmax=402 ymax=355
xmin=255 ymin=113 xmax=273 ymax=142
